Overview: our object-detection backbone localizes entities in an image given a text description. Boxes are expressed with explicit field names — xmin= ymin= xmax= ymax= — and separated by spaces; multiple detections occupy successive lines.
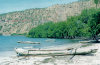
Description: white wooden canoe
xmin=17 ymin=41 xmax=40 ymax=44
xmin=15 ymin=48 xmax=97 ymax=56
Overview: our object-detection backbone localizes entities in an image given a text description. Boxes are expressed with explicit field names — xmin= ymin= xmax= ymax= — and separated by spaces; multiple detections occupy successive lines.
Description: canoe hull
xmin=15 ymin=48 xmax=97 ymax=56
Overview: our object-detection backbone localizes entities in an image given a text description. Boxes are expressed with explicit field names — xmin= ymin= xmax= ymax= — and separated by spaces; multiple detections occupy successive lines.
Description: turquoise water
xmin=0 ymin=36 xmax=79 ymax=57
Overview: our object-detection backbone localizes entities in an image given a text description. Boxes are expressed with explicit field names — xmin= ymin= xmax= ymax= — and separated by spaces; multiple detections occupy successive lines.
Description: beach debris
xmin=45 ymin=39 xmax=56 ymax=42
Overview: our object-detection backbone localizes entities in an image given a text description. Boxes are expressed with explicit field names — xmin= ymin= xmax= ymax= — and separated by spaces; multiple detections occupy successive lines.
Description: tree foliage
xmin=80 ymin=8 xmax=100 ymax=41
xmin=94 ymin=0 xmax=100 ymax=8
xmin=28 ymin=8 xmax=100 ymax=40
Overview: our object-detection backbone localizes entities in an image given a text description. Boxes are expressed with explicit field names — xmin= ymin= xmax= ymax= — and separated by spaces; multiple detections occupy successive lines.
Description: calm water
xmin=0 ymin=36 xmax=79 ymax=57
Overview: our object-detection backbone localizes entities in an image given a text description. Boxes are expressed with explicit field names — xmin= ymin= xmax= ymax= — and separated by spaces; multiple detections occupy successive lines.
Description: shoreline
xmin=0 ymin=35 xmax=88 ymax=40
xmin=1 ymin=43 xmax=100 ymax=65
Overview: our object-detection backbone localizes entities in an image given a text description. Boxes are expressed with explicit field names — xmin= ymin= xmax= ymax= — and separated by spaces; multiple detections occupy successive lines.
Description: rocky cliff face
xmin=0 ymin=0 xmax=99 ymax=35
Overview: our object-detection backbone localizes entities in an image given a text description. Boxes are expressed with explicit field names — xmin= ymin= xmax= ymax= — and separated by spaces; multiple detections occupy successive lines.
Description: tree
xmin=66 ymin=16 xmax=89 ymax=39
xmin=94 ymin=0 xmax=99 ymax=8
xmin=80 ymin=8 xmax=100 ymax=42
xmin=88 ymin=11 xmax=100 ymax=42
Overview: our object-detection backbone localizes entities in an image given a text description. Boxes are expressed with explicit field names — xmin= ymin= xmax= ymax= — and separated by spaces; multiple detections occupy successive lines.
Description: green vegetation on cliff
xmin=0 ymin=0 xmax=99 ymax=35
xmin=28 ymin=8 xmax=100 ymax=41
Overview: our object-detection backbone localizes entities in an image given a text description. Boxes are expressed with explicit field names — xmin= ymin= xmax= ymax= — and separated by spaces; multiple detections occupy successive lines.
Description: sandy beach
xmin=0 ymin=43 xmax=100 ymax=65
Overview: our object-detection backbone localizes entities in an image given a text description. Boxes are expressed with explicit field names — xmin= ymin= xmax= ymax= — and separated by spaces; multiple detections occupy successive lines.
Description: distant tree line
xmin=27 ymin=8 xmax=100 ymax=42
